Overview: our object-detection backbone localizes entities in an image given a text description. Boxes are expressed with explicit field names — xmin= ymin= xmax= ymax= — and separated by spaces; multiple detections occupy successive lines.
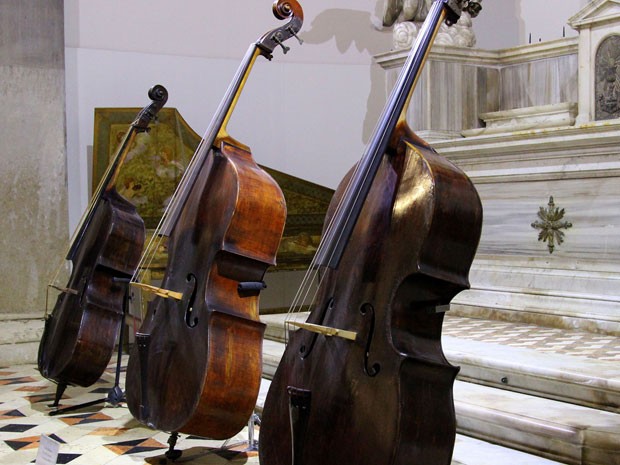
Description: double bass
xmin=260 ymin=1 xmax=482 ymax=464
xmin=38 ymin=85 xmax=168 ymax=404
xmin=125 ymin=0 xmax=303 ymax=439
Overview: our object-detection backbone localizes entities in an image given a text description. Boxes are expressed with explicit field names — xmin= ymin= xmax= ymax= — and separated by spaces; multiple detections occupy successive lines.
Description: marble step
xmin=0 ymin=313 xmax=44 ymax=367
xmin=256 ymin=378 xmax=565 ymax=465
xmin=445 ymin=335 xmax=620 ymax=413
xmin=451 ymin=435 xmax=564 ymax=465
xmin=454 ymin=381 xmax=620 ymax=465
xmin=261 ymin=313 xmax=620 ymax=413
xmin=261 ymin=339 xmax=620 ymax=465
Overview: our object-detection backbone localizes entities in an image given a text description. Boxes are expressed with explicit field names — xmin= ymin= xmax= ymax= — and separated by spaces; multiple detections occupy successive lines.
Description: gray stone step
xmin=446 ymin=335 xmax=620 ymax=414
xmin=455 ymin=381 xmax=620 ymax=465
xmin=0 ymin=313 xmax=44 ymax=344
xmin=261 ymin=313 xmax=620 ymax=413
xmin=0 ymin=313 xmax=44 ymax=367
xmin=451 ymin=435 xmax=564 ymax=465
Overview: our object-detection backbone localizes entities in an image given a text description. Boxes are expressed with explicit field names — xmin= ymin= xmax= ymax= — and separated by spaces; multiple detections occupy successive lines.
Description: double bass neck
xmin=159 ymin=1 xmax=303 ymax=237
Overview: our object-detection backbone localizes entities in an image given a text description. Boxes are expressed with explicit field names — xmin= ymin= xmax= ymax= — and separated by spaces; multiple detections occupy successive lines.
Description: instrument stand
xmin=245 ymin=412 xmax=260 ymax=451
xmin=49 ymin=277 xmax=131 ymax=416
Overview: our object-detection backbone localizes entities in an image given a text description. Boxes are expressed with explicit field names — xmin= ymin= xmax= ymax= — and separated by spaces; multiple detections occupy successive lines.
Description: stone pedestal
xmin=433 ymin=122 xmax=620 ymax=335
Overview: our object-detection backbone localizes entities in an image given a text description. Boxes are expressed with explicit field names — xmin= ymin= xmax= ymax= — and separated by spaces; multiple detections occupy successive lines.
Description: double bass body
xmin=38 ymin=188 xmax=145 ymax=387
xmin=126 ymin=140 xmax=286 ymax=437
xmin=125 ymin=0 xmax=303 ymax=437
xmin=260 ymin=128 xmax=482 ymax=465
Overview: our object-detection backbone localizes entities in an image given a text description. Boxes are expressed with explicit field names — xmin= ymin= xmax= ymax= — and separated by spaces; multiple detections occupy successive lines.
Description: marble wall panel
xmin=395 ymin=60 xmax=500 ymax=138
xmin=475 ymin=176 xmax=619 ymax=261
xmin=432 ymin=122 xmax=620 ymax=335
xmin=499 ymin=54 xmax=579 ymax=110
xmin=376 ymin=39 xmax=579 ymax=138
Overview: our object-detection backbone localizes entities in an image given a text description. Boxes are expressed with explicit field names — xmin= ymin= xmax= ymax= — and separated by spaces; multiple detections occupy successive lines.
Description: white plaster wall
xmin=63 ymin=0 xmax=392 ymax=231
xmin=517 ymin=0 xmax=590 ymax=42
xmin=474 ymin=0 xmax=590 ymax=49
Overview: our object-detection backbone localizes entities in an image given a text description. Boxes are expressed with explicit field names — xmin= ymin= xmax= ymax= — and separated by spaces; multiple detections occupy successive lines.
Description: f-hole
xmin=360 ymin=303 xmax=380 ymax=377
xmin=183 ymin=274 xmax=198 ymax=328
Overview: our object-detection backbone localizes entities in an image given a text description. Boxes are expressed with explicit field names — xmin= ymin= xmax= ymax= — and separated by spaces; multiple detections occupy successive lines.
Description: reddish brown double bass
xmin=125 ymin=0 xmax=303 ymax=439
xmin=260 ymin=1 xmax=482 ymax=464
xmin=38 ymin=85 xmax=168 ymax=404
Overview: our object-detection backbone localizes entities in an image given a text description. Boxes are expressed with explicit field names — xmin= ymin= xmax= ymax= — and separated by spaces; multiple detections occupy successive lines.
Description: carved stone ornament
xmin=595 ymin=34 xmax=620 ymax=121
xmin=383 ymin=0 xmax=482 ymax=50
xmin=531 ymin=197 xmax=573 ymax=254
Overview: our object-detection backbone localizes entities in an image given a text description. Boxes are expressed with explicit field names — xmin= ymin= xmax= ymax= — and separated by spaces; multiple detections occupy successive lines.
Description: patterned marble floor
xmin=0 ymin=359 xmax=259 ymax=465
xmin=443 ymin=315 xmax=620 ymax=361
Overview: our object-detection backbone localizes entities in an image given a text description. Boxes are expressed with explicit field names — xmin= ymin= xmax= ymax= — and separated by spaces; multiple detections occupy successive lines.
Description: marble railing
xmin=376 ymin=38 xmax=579 ymax=141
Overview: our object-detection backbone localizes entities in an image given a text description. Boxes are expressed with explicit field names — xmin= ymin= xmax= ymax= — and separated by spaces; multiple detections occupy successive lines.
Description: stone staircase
xmin=258 ymin=313 xmax=620 ymax=465
xmin=0 ymin=313 xmax=44 ymax=367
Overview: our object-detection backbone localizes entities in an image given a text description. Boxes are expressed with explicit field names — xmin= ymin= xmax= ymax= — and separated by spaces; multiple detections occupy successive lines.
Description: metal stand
xmin=49 ymin=277 xmax=131 ymax=416
xmin=245 ymin=412 xmax=260 ymax=451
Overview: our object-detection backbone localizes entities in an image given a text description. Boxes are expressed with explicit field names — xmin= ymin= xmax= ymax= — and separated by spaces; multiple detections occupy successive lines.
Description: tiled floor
xmin=443 ymin=314 xmax=620 ymax=361
xmin=0 ymin=360 xmax=259 ymax=465
xmin=1 ymin=315 xmax=619 ymax=464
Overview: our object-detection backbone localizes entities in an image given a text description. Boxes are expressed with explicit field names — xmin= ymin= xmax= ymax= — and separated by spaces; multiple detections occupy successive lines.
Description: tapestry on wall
xmin=92 ymin=107 xmax=333 ymax=271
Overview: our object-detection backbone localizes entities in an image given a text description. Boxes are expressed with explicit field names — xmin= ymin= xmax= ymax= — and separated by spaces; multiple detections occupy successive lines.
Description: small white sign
xmin=36 ymin=434 xmax=60 ymax=465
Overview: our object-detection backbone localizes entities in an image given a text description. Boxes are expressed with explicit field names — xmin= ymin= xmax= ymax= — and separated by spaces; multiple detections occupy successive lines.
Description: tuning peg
xmin=272 ymin=32 xmax=290 ymax=54
xmin=287 ymin=26 xmax=304 ymax=45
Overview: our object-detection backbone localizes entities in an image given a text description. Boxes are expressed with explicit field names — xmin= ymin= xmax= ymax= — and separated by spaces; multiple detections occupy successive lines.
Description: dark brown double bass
xmin=260 ymin=1 xmax=482 ymax=464
xmin=38 ymin=85 xmax=168 ymax=404
xmin=125 ymin=0 xmax=303 ymax=439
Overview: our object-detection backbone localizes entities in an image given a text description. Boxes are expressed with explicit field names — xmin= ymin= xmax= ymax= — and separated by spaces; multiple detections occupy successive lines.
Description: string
xmin=130 ymin=51 xmax=259 ymax=296
xmin=130 ymin=0 xmax=306 ymax=293
xmin=282 ymin=1 xmax=447 ymax=340
xmin=44 ymin=119 xmax=144 ymax=318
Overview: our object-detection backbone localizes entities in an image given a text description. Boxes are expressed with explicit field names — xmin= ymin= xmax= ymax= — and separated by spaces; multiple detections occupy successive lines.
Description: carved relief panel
xmin=595 ymin=34 xmax=620 ymax=120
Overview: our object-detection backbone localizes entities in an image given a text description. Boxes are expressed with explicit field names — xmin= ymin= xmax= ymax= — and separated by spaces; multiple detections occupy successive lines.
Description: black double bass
xmin=260 ymin=1 xmax=482 ymax=464
xmin=125 ymin=0 xmax=303 ymax=439
xmin=38 ymin=85 xmax=168 ymax=403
